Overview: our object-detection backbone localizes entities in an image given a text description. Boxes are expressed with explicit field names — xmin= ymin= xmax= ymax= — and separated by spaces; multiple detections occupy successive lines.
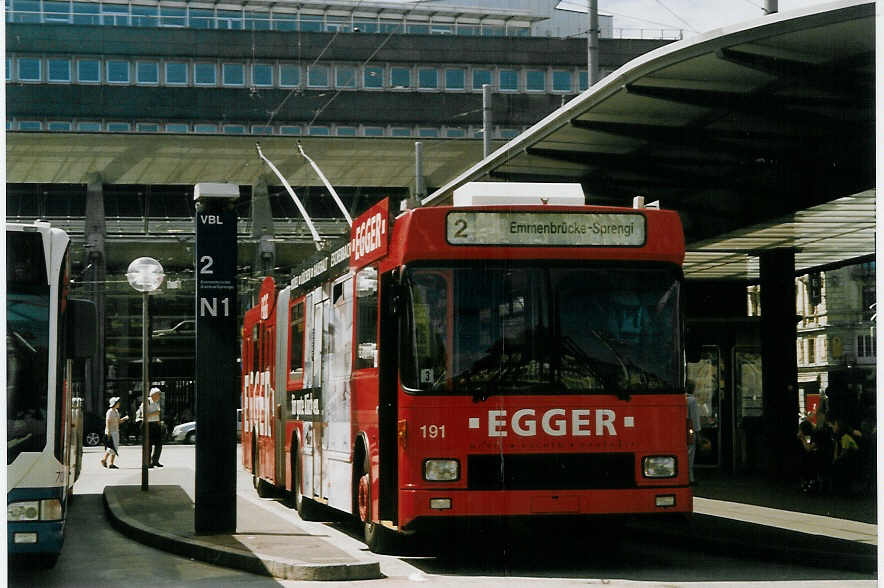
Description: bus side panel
xmin=351 ymin=369 xmax=379 ymax=517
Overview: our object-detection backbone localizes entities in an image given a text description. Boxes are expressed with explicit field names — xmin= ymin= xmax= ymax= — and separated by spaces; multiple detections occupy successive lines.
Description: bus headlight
xmin=7 ymin=499 xmax=63 ymax=522
xmin=8 ymin=501 xmax=40 ymax=521
xmin=423 ymin=459 xmax=460 ymax=482
xmin=642 ymin=456 xmax=676 ymax=478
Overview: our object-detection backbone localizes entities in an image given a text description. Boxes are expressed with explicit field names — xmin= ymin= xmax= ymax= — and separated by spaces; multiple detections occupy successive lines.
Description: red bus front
xmin=360 ymin=204 xmax=691 ymax=534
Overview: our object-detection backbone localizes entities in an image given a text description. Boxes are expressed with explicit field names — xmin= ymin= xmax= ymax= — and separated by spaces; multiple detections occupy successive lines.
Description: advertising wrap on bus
xmin=242 ymin=184 xmax=689 ymax=554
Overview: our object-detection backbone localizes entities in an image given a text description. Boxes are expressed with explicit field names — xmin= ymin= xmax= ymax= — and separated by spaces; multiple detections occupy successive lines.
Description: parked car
xmin=171 ymin=409 xmax=242 ymax=444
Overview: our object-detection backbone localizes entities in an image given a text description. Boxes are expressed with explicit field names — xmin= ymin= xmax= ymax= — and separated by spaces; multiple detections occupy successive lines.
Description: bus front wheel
xmin=358 ymin=464 xmax=398 ymax=553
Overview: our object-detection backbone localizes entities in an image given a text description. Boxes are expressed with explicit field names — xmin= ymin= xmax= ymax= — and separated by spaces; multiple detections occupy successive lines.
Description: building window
xmin=280 ymin=126 xmax=302 ymax=135
xmin=280 ymin=64 xmax=300 ymax=87
xmin=18 ymin=57 xmax=42 ymax=82
xmin=579 ymin=71 xmax=589 ymax=91
xmin=77 ymin=59 xmax=101 ymax=83
xmin=807 ymin=338 xmax=816 ymax=364
xmin=552 ymin=70 xmax=572 ymax=92
xmin=252 ymin=63 xmax=273 ymax=87
xmin=418 ymin=128 xmax=439 ymax=138
xmin=472 ymin=68 xmax=492 ymax=90
xmin=525 ymin=69 xmax=546 ymax=92
xmin=363 ymin=126 xmax=384 ymax=137
xmin=307 ymin=65 xmax=329 ymax=88
xmin=391 ymin=127 xmax=411 ymax=137
xmin=160 ymin=6 xmax=185 ymax=27
xmin=76 ymin=121 xmax=101 ymax=132
xmin=131 ymin=4 xmax=158 ymax=27
xmin=165 ymin=123 xmax=189 ymax=133
xmin=48 ymin=121 xmax=72 ymax=132
xmin=136 ymin=61 xmax=159 ymax=85
xmin=165 ymin=62 xmax=188 ymax=85
xmin=499 ymin=69 xmax=518 ymax=91
xmin=217 ymin=9 xmax=243 ymax=30
xmin=101 ymin=3 xmax=129 ymax=26
xmin=499 ymin=128 xmax=519 ymax=139
xmin=245 ymin=10 xmax=270 ymax=30
xmin=48 ymin=58 xmax=71 ymax=82
xmin=336 ymin=126 xmax=357 ymax=136
xmin=418 ymin=68 xmax=438 ymax=89
xmin=73 ymin=1 xmax=100 ymax=25
xmin=857 ymin=334 xmax=876 ymax=358
xmin=301 ymin=14 xmax=323 ymax=32
xmin=194 ymin=63 xmax=216 ymax=85
xmin=223 ymin=63 xmax=245 ymax=86
xmin=106 ymin=60 xmax=130 ymax=84
xmin=137 ymin=123 xmax=160 ymax=132
xmin=336 ymin=66 xmax=356 ymax=88
xmin=223 ymin=125 xmax=246 ymax=134
xmin=445 ymin=68 xmax=465 ymax=90
xmin=19 ymin=121 xmax=42 ymax=131
xmin=194 ymin=123 xmax=218 ymax=133
xmin=364 ymin=66 xmax=384 ymax=89
xmin=390 ymin=67 xmax=411 ymax=89
xmin=189 ymin=8 xmax=213 ymax=29
xmin=6 ymin=57 xmax=11 ymax=81
xmin=862 ymin=285 xmax=875 ymax=320
xmin=308 ymin=126 xmax=330 ymax=136
xmin=251 ymin=125 xmax=273 ymax=135
xmin=106 ymin=122 xmax=132 ymax=132
xmin=445 ymin=127 xmax=466 ymax=138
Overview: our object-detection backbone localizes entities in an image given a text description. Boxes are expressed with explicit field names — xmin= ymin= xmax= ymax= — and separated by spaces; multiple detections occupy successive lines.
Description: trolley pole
xmin=193 ymin=183 xmax=239 ymax=534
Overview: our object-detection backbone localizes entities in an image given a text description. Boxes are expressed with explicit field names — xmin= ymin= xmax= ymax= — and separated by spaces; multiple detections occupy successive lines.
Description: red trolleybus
xmin=243 ymin=183 xmax=690 ymax=553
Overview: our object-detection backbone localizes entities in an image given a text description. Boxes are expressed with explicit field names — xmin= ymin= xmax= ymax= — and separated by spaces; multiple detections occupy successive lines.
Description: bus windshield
xmin=401 ymin=263 xmax=681 ymax=398
xmin=7 ymin=232 xmax=51 ymax=464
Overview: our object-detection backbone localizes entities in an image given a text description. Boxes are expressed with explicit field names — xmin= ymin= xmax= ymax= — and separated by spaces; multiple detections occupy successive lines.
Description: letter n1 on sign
xmin=193 ymin=182 xmax=238 ymax=534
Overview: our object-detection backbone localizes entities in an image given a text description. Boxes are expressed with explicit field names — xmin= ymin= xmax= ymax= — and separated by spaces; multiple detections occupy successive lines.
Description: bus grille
xmin=467 ymin=453 xmax=635 ymax=490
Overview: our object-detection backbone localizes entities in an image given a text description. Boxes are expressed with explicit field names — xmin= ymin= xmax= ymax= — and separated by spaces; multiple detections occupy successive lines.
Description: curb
xmin=103 ymin=489 xmax=382 ymax=581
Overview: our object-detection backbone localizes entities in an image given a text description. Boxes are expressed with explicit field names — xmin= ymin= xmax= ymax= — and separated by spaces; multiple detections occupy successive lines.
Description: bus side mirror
xmin=66 ymin=298 xmax=97 ymax=359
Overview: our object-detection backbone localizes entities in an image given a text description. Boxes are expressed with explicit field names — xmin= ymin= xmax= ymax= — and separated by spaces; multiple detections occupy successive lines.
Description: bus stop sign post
xmin=193 ymin=183 xmax=239 ymax=533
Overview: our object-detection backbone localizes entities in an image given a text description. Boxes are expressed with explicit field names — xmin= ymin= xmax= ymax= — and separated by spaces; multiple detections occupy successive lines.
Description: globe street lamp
xmin=126 ymin=257 xmax=164 ymax=491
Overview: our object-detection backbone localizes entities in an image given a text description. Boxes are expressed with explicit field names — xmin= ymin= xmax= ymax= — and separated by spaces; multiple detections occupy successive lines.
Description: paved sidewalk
xmin=95 ymin=446 xmax=877 ymax=579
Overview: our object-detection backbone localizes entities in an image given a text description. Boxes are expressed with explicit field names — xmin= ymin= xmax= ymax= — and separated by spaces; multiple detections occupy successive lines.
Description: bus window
xmin=355 ymin=267 xmax=378 ymax=369
xmin=289 ymin=301 xmax=305 ymax=380
xmin=401 ymin=270 xmax=450 ymax=389
xmin=252 ymin=325 xmax=259 ymax=373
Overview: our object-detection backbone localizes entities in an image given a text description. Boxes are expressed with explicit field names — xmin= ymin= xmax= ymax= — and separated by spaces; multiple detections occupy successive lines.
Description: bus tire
xmin=359 ymin=454 xmax=398 ymax=554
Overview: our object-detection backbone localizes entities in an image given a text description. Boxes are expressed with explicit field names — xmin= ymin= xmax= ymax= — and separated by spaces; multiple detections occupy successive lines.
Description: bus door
xmin=325 ymin=275 xmax=353 ymax=510
xmin=308 ymin=286 xmax=328 ymax=501
xmin=274 ymin=288 xmax=292 ymax=486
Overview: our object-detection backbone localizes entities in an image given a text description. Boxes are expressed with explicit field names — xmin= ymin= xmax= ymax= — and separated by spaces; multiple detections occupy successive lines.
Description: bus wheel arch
xmin=355 ymin=434 xmax=397 ymax=553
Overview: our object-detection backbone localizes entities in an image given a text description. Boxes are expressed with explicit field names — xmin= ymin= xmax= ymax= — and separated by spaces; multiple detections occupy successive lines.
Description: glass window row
xmin=7 ymin=118 xmax=525 ymax=139
xmin=7 ymin=55 xmax=593 ymax=92
xmin=6 ymin=0 xmax=532 ymax=37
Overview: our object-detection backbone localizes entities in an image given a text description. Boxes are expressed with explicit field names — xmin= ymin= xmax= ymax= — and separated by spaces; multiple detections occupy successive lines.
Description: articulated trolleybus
xmin=243 ymin=183 xmax=690 ymax=552
xmin=7 ymin=221 xmax=95 ymax=566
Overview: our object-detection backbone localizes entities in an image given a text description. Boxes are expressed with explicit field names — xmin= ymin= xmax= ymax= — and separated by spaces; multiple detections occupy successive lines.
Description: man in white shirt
xmin=144 ymin=387 xmax=164 ymax=468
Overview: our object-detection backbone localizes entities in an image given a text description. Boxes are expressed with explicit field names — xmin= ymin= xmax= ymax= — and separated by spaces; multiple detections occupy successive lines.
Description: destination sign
xmin=446 ymin=211 xmax=647 ymax=247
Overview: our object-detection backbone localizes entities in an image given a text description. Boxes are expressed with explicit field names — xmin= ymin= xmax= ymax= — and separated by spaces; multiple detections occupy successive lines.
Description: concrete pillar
xmin=251 ymin=176 xmax=275 ymax=276
xmin=84 ymin=173 xmax=106 ymax=418
xmin=758 ymin=248 xmax=799 ymax=478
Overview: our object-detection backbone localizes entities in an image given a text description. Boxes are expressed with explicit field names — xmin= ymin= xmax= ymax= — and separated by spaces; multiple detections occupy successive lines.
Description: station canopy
xmin=424 ymin=0 xmax=875 ymax=281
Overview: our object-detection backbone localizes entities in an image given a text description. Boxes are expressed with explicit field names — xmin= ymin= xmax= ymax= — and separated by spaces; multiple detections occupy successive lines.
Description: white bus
xmin=7 ymin=221 xmax=96 ymax=567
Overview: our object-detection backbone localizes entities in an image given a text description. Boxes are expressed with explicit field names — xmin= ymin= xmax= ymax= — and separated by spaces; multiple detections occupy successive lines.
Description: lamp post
xmin=126 ymin=257 xmax=164 ymax=491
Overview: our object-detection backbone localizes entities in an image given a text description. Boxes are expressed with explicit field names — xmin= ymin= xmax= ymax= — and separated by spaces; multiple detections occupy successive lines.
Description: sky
xmin=554 ymin=0 xmax=840 ymax=37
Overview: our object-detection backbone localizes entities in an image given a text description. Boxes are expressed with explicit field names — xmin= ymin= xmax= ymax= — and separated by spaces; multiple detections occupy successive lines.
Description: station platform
xmin=101 ymin=460 xmax=878 ymax=580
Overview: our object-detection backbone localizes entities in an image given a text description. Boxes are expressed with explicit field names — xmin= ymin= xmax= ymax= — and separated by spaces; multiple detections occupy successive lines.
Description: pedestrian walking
xmin=101 ymin=397 xmax=128 ymax=469
xmin=686 ymin=379 xmax=701 ymax=484
xmin=139 ymin=387 xmax=164 ymax=468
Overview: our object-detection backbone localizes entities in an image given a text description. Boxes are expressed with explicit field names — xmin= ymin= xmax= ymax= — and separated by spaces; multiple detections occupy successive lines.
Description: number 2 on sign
xmin=420 ymin=424 xmax=446 ymax=439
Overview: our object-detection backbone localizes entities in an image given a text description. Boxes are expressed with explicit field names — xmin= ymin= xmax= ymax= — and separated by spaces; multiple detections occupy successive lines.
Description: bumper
xmin=8 ymin=520 xmax=65 ymax=555
xmin=398 ymin=487 xmax=691 ymax=529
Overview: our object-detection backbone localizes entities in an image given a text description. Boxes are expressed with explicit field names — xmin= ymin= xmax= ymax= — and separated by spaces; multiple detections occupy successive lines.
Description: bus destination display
xmin=446 ymin=211 xmax=647 ymax=247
